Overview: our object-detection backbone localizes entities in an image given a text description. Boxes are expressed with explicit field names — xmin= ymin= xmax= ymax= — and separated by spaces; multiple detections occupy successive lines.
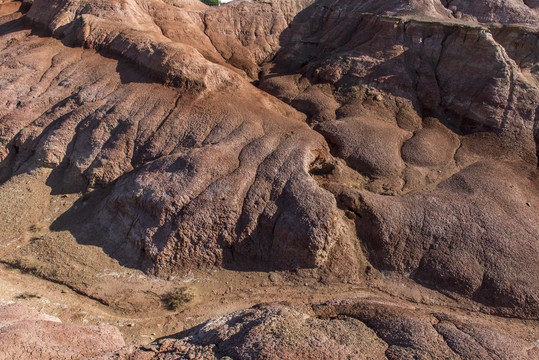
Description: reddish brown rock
xmin=401 ymin=117 xmax=460 ymax=168
xmin=441 ymin=0 xmax=539 ymax=24
xmin=332 ymin=160 xmax=539 ymax=318
xmin=318 ymin=116 xmax=412 ymax=178
xmin=0 ymin=302 xmax=125 ymax=360
xmin=0 ymin=2 xmax=338 ymax=275
xmin=0 ymin=0 xmax=538 ymax=322
xmin=119 ymin=299 xmax=539 ymax=360
xmin=255 ymin=0 xmax=539 ymax=316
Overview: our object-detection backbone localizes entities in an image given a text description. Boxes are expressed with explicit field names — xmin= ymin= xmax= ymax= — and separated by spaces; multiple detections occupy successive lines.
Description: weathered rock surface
xmin=2 ymin=298 xmax=537 ymax=360
xmin=0 ymin=302 xmax=125 ymax=360
xmin=0 ymin=0 xmax=538 ymax=336
xmin=332 ymin=160 xmax=539 ymax=318
xmin=256 ymin=0 xmax=539 ymax=318
xmin=0 ymin=0 xmax=338 ymax=275
xmin=117 ymin=299 xmax=539 ymax=360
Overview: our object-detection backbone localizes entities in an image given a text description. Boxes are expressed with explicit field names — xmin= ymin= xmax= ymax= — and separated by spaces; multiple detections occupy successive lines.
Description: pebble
xmin=141 ymin=344 xmax=159 ymax=352
xmin=268 ymin=273 xmax=282 ymax=283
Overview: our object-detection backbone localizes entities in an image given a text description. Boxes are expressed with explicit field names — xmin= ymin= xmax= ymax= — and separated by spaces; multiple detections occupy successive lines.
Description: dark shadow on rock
xmin=0 ymin=15 xmax=27 ymax=36
xmin=44 ymin=153 xmax=148 ymax=271
xmin=45 ymin=162 xmax=88 ymax=195
xmin=48 ymin=182 xmax=149 ymax=271
xmin=0 ymin=147 xmax=16 ymax=186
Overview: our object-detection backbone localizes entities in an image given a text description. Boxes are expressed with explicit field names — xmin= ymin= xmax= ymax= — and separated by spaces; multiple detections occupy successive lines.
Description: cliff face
xmin=0 ymin=0 xmax=538 ymax=357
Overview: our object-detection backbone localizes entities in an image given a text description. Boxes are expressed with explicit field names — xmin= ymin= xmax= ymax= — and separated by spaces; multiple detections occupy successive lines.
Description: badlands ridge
xmin=0 ymin=0 xmax=537 ymax=359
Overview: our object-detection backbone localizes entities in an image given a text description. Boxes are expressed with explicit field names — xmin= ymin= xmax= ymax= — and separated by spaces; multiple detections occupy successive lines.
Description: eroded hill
xmin=0 ymin=0 xmax=538 ymax=359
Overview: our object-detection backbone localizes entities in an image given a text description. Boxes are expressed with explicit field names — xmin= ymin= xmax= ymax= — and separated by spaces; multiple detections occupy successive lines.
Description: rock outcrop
xmin=118 ymin=299 xmax=539 ymax=360
xmin=5 ymin=299 xmax=535 ymax=360
xmin=0 ymin=0 xmax=539 ymax=358
xmin=256 ymin=0 xmax=539 ymax=318
xmin=0 ymin=0 xmax=338 ymax=275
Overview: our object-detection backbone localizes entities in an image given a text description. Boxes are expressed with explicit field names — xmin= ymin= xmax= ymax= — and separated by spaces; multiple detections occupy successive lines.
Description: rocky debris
xmin=119 ymin=299 xmax=539 ymax=360
xmin=0 ymin=302 xmax=125 ymax=360
xmin=0 ymin=0 xmax=537 ymax=322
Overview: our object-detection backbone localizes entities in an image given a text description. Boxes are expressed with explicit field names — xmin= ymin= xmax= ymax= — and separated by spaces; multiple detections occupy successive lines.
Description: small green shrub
xmin=164 ymin=287 xmax=195 ymax=310
xmin=201 ymin=0 xmax=221 ymax=6
xmin=16 ymin=292 xmax=42 ymax=300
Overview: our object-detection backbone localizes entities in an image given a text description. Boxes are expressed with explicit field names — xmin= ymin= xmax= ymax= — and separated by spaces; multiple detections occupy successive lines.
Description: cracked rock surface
xmin=113 ymin=299 xmax=539 ymax=360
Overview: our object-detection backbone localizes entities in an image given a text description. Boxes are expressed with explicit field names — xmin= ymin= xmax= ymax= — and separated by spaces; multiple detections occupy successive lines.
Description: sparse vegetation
xmin=16 ymin=292 xmax=42 ymax=300
xmin=164 ymin=287 xmax=195 ymax=310
xmin=201 ymin=0 xmax=221 ymax=6
xmin=7 ymin=257 xmax=57 ymax=279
